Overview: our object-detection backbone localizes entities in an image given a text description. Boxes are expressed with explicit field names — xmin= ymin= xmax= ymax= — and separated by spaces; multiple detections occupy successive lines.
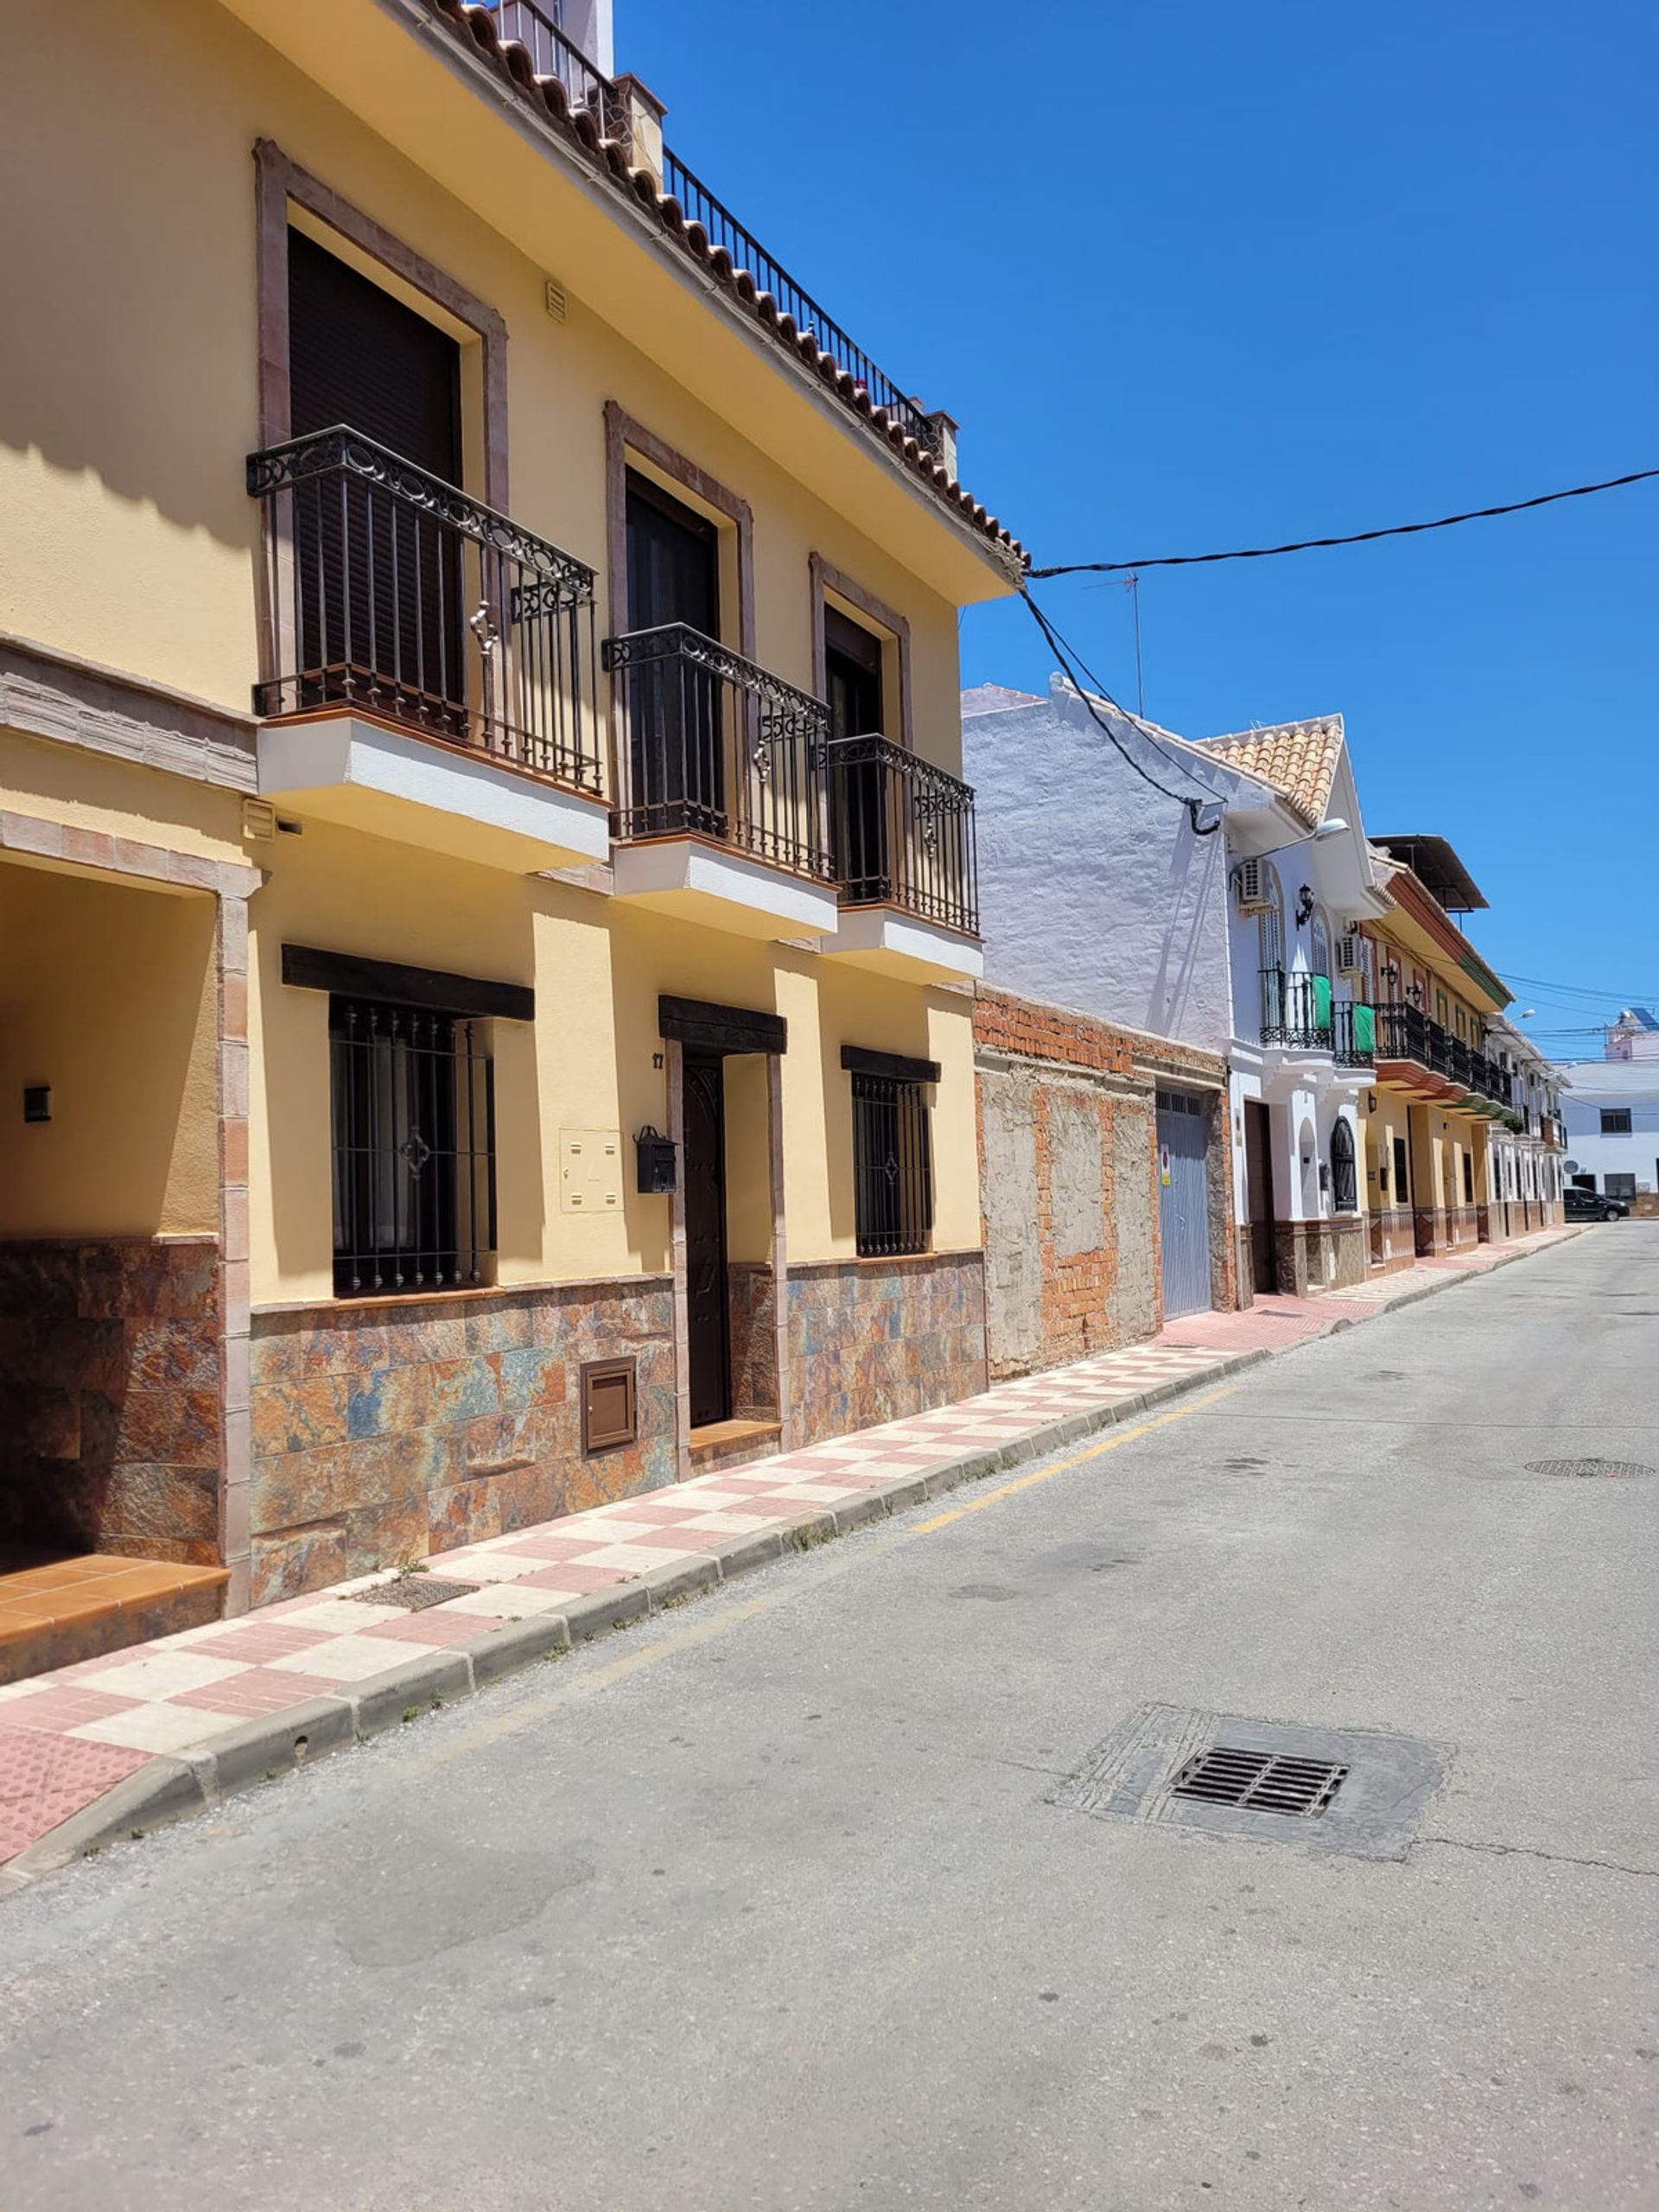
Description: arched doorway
xmin=1331 ymin=1116 xmax=1357 ymax=1213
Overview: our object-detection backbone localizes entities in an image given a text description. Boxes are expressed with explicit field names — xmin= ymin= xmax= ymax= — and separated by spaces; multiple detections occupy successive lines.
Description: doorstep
xmin=689 ymin=1417 xmax=783 ymax=1474
xmin=0 ymin=1556 xmax=229 ymax=1688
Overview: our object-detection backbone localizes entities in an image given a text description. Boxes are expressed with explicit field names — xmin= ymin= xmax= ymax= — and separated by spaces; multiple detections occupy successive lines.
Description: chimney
xmin=613 ymin=73 xmax=666 ymax=187
xmin=919 ymin=407 xmax=958 ymax=479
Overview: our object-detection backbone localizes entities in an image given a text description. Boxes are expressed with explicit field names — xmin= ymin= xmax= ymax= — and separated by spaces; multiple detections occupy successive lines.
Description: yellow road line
xmin=401 ymin=1381 xmax=1239 ymax=1774
xmin=911 ymin=1383 xmax=1241 ymax=1532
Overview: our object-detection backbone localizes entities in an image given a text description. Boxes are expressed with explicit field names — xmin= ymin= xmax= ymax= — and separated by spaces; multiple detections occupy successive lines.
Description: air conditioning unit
xmin=1234 ymin=858 xmax=1273 ymax=914
xmin=1335 ymin=931 xmax=1364 ymax=979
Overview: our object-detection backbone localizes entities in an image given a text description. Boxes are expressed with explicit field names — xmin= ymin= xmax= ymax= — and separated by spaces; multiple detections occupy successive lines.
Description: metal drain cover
xmin=1170 ymin=1745 xmax=1347 ymax=1818
xmin=1524 ymin=1459 xmax=1655 ymax=1479
xmin=1056 ymin=1704 xmax=1445 ymax=1859
xmin=350 ymin=1573 xmax=480 ymax=1611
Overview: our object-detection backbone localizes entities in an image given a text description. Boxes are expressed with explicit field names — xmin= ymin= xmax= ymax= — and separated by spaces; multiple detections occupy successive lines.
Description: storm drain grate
xmin=1524 ymin=1459 xmax=1655 ymax=1480
xmin=1169 ymin=1745 xmax=1348 ymax=1818
xmin=349 ymin=1573 xmax=480 ymax=1611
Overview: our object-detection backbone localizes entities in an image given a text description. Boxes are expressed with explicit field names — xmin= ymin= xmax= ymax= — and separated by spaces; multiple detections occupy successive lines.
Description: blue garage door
xmin=1157 ymin=1088 xmax=1214 ymax=1319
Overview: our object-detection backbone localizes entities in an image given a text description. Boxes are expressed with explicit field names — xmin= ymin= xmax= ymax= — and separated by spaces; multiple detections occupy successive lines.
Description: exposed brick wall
xmin=974 ymin=988 xmax=1136 ymax=1077
xmin=974 ymin=988 xmax=1236 ymax=1380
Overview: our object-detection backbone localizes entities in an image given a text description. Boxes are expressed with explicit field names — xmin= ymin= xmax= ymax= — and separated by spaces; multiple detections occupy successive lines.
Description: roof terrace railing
xmin=479 ymin=0 xmax=942 ymax=458
xmin=656 ymin=148 xmax=940 ymax=455
xmin=486 ymin=2 xmax=624 ymax=134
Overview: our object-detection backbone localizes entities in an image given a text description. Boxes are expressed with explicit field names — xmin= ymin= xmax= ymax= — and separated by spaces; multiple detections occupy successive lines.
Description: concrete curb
xmin=7 ymin=1236 xmax=1574 ymax=1886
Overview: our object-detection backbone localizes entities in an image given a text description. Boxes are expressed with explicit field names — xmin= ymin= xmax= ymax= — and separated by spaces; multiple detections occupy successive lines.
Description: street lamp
xmin=1245 ymin=817 xmax=1350 ymax=859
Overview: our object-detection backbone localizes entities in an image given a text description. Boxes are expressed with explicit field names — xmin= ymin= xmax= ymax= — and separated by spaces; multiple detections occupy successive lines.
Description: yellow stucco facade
xmin=1 ymin=0 xmax=1019 ymax=1615
xmin=1360 ymin=868 xmax=1514 ymax=1265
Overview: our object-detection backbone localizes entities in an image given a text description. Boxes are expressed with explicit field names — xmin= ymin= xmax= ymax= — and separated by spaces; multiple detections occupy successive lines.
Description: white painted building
xmin=1484 ymin=1015 xmax=1569 ymax=1232
xmin=1556 ymin=1060 xmax=1659 ymax=1197
xmin=963 ymin=678 xmax=1391 ymax=1298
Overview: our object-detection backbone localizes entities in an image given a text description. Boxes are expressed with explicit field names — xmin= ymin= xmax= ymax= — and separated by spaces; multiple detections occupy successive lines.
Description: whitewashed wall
xmin=963 ymin=679 xmax=1242 ymax=1052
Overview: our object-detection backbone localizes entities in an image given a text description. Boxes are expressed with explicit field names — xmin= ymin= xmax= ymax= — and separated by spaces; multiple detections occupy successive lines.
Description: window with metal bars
xmin=851 ymin=1071 xmax=932 ymax=1258
xmin=329 ymin=998 xmax=496 ymax=1298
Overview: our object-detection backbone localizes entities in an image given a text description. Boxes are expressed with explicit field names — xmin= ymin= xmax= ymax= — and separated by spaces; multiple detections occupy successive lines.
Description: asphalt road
xmin=4 ymin=1225 xmax=1658 ymax=2211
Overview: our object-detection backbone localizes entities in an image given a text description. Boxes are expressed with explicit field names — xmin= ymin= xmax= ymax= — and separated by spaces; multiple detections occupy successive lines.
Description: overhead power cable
xmin=1503 ymin=970 xmax=1659 ymax=1007
xmin=1027 ymin=467 xmax=1659 ymax=578
xmin=1016 ymin=588 xmax=1220 ymax=823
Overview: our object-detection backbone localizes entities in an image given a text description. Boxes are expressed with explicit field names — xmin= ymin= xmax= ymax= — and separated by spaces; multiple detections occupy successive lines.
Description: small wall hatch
xmin=582 ymin=1358 xmax=637 ymax=1454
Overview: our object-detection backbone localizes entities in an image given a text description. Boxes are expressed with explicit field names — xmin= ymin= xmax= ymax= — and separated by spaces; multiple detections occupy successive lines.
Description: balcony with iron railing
xmin=828 ymin=738 xmax=977 ymax=932
xmin=245 ymin=427 xmax=976 ymax=949
xmin=1258 ymin=970 xmax=1375 ymax=1067
xmin=601 ymin=622 xmax=841 ymax=938
xmin=1372 ymin=1003 xmax=1520 ymax=1111
xmin=247 ymin=426 xmax=610 ymax=869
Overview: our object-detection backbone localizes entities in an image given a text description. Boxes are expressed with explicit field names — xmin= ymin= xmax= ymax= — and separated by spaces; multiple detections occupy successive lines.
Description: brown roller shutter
xmin=287 ymin=228 xmax=461 ymax=474
xmin=284 ymin=230 xmax=466 ymax=728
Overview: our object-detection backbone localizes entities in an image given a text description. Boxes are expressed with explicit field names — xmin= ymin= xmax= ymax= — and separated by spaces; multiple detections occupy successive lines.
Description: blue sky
xmin=627 ymin=0 xmax=1656 ymax=1058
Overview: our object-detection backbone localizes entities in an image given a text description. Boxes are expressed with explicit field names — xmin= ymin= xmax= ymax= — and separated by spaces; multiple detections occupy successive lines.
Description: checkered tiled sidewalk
xmin=1 ymin=1230 xmax=1576 ymax=1872
xmin=0 ymin=1338 xmax=1233 ymax=1866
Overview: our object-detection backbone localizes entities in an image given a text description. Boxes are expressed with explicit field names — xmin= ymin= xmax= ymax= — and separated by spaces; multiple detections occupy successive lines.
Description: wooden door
xmin=681 ymin=1050 xmax=730 ymax=1428
xmin=287 ymin=230 xmax=465 ymax=728
xmin=625 ymin=473 xmax=721 ymax=835
xmin=1244 ymin=1100 xmax=1276 ymax=1295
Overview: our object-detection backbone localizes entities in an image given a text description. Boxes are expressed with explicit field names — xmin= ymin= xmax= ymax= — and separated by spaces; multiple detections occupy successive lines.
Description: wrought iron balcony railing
xmin=248 ymin=427 xmax=603 ymax=795
xmin=602 ymin=623 xmax=833 ymax=881
xmin=1260 ymin=971 xmax=1374 ymax=1064
xmin=1261 ymin=969 xmax=1331 ymax=1051
xmin=476 ymin=0 xmax=941 ymax=458
xmin=827 ymin=735 xmax=978 ymax=938
xmin=1374 ymin=999 xmax=1430 ymax=1070
xmin=1469 ymin=1052 xmax=1514 ymax=1108
xmin=1332 ymin=1000 xmax=1376 ymax=1069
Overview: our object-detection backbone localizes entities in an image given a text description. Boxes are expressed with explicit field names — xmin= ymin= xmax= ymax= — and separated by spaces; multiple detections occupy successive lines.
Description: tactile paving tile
xmin=0 ymin=1726 xmax=152 ymax=1861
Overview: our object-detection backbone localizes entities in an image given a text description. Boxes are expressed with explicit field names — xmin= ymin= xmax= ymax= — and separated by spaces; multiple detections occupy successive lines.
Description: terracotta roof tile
xmin=1193 ymin=715 xmax=1344 ymax=830
xmin=425 ymin=1 xmax=1026 ymax=571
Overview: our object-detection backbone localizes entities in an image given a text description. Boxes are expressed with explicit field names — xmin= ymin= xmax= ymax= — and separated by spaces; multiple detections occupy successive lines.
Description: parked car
xmin=1566 ymin=1187 xmax=1629 ymax=1223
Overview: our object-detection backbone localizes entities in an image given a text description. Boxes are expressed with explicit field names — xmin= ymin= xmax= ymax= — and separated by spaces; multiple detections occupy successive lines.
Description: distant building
xmin=1556 ymin=1063 xmax=1659 ymax=1198
xmin=1607 ymin=1008 xmax=1659 ymax=1064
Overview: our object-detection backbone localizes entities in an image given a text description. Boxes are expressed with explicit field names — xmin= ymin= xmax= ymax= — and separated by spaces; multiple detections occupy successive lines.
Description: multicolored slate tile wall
xmin=787 ymin=1253 xmax=987 ymax=1447
xmin=248 ymin=1276 xmax=677 ymax=1602
xmin=0 ymin=1236 xmax=223 ymax=1564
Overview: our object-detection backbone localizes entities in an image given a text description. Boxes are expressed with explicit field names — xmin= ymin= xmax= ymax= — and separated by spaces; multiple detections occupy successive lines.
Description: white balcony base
xmin=258 ymin=714 xmax=610 ymax=873
xmin=818 ymin=904 xmax=983 ymax=982
xmin=610 ymin=836 xmax=841 ymax=941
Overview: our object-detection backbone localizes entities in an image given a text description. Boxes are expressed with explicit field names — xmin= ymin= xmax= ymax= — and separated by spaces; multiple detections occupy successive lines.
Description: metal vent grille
xmin=1524 ymin=1459 xmax=1655 ymax=1479
xmin=351 ymin=1575 xmax=480 ymax=1612
xmin=1169 ymin=1746 xmax=1348 ymax=1818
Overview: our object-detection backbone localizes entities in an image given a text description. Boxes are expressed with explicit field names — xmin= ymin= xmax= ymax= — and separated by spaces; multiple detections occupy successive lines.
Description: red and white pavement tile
xmin=0 ymin=1230 xmax=1573 ymax=1869
xmin=0 ymin=1337 xmax=1237 ymax=1864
